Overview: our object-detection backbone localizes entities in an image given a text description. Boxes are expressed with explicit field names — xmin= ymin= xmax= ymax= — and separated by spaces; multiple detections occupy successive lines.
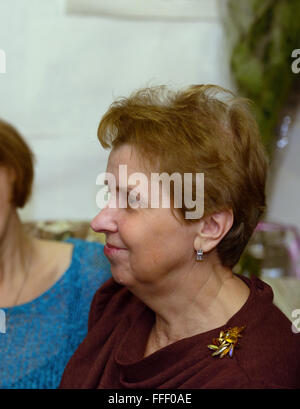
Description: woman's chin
xmin=110 ymin=266 xmax=135 ymax=287
xmin=112 ymin=274 xmax=125 ymax=285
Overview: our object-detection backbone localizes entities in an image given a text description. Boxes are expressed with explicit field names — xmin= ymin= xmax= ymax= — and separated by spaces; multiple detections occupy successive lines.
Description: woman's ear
xmin=193 ymin=209 xmax=233 ymax=253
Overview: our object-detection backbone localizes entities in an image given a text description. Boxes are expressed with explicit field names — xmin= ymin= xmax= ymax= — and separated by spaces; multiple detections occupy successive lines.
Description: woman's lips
xmin=104 ymin=242 xmax=127 ymax=257
xmin=106 ymin=243 xmax=125 ymax=250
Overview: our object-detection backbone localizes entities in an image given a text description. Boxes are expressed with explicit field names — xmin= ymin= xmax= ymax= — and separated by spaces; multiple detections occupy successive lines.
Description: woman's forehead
xmin=107 ymin=145 xmax=149 ymax=177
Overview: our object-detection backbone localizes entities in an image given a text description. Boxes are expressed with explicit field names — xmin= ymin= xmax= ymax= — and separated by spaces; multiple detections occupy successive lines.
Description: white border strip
xmin=0 ymin=49 xmax=6 ymax=74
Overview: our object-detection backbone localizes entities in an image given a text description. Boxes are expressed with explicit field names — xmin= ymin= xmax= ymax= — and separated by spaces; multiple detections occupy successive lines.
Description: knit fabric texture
xmin=0 ymin=238 xmax=111 ymax=389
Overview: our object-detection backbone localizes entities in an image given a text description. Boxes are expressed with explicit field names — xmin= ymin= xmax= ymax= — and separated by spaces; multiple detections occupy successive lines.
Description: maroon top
xmin=59 ymin=275 xmax=300 ymax=389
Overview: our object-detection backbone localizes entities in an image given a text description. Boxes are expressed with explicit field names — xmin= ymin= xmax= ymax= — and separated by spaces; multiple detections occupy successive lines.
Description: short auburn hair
xmin=97 ymin=84 xmax=269 ymax=269
xmin=0 ymin=119 xmax=35 ymax=208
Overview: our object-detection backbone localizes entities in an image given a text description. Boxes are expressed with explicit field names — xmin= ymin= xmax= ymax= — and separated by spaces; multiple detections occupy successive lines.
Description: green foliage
xmin=226 ymin=0 xmax=300 ymax=160
xmin=234 ymin=250 xmax=262 ymax=277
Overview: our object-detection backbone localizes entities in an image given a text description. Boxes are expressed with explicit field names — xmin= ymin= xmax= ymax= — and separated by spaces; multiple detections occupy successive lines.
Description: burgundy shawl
xmin=59 ymin=275 xmax=300 ymax=389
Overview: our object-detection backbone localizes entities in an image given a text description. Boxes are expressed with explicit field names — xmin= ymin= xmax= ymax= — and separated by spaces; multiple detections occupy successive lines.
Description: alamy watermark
xmin=96 ymin=165 xmax=204 ymax=219
xmin=0 ymin=309 xmax=6 ymax=334
xmin=0 ymin=49 xmax=6 ymax=74
xmin=291 ymin=309 xmax=300 ymax=334
xmin=291 ymin=49 xmax=300 ymax=74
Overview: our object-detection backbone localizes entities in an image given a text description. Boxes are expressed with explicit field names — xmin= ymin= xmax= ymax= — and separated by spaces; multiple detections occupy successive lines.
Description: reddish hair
xmin=0 ymin=119 xmax=35 ymax=208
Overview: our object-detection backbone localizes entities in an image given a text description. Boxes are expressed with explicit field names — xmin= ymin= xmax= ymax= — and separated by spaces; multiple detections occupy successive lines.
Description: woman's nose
xmin=90 ymin=206 xmax=118 ymax=234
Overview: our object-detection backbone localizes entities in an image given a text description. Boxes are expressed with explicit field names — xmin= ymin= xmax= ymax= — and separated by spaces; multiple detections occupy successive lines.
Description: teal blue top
xmin=0 ymin=238 xmax=111 ymax=389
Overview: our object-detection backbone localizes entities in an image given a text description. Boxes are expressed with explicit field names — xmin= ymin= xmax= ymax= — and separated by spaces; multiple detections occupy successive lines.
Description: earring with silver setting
xmin=196 ymin=249 xmax=204 ymax=261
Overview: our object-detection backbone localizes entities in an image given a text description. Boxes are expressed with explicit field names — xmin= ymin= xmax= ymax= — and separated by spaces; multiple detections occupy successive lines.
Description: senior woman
xmin=0 ymin=119 xmax=111 ymax=388
xmin=59 ymin=85 xmax=300 ymax=389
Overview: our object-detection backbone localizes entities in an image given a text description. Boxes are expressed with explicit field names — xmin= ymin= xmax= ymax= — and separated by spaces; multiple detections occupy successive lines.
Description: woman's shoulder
xmin=63 ymin=237 xmax=112 ymax=290
xmin=64 ymin=237 xmax=104 ymax=255
xmin=25 ymin=238 xmax=109 ymax=300
xmin=34 ymin=237 xmax=111 ymax=279
xmin=63 ymin=238 xmax=110 ymax=270
xmin=234 ymin=276 xmax=300 ymax=388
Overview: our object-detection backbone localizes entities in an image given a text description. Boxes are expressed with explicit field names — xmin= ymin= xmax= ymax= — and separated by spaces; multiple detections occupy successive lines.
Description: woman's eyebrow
xmin=104 ymin=179 xmax=136 ymax=192
xmin=118 ymin=185 xmax=136 ymax=192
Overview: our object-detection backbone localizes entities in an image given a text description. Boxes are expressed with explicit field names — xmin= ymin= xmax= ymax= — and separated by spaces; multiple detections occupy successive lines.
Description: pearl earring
xmin=196 ymin=249 xmax=204 ymax=261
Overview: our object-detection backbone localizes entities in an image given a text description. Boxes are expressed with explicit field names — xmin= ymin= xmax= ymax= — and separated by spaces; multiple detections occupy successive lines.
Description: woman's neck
xmin=133 ymin=258 xmax=250 ymax=351
xmin=0 ymin=210 xmax=33 ymax=285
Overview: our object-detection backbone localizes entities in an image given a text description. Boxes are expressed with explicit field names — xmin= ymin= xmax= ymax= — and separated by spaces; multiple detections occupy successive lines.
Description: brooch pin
xmin=207 ymin=326 xmax=245 ymax=359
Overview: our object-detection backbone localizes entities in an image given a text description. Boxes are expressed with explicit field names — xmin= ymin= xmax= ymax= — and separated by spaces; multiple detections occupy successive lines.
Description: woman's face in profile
xmin=91 ymin=144 xmax=197 ymax=290
xmin=0 ymin=166 xmax=15 ymax=240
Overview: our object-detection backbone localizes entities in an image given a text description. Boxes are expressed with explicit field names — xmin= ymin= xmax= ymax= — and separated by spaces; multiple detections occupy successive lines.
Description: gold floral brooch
xmin=207 ymin=326 xmax=245 ymax=359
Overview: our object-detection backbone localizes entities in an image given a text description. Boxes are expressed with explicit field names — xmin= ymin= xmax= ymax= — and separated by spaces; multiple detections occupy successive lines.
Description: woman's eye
xmin=128 ymin=192 xmax=140 ymax=207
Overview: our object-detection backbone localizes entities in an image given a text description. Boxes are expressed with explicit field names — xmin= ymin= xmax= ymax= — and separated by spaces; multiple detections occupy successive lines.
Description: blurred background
xmin=0 ymin=0 xmax=300 ymax=304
